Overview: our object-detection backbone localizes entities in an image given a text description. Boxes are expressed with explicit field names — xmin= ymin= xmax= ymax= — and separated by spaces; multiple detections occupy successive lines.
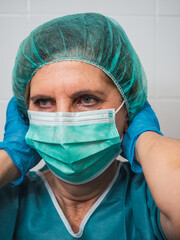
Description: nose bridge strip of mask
xmin=28 ymin=109 xmax=116 ymax=126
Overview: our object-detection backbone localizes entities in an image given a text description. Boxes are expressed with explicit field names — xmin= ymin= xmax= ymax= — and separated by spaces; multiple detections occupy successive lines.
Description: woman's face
xmin=29 ymin=61 xmax=128 ymax=137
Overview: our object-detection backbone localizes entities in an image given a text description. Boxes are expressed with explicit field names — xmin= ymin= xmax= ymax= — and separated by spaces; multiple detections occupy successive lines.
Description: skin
xmin=28 ymin=61 xmax=128 ymax=233
xmin=136 ymin=133 xmax=180 ymax=240
xmin=1 ymin=60 xmax=179 ymax=238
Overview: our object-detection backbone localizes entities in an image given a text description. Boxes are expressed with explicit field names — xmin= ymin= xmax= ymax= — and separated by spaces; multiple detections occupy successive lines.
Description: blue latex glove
xmin=121 ymin=101 xmax=163 ymax=173
xmin=0 ymin=97 xmax=41 ymax=185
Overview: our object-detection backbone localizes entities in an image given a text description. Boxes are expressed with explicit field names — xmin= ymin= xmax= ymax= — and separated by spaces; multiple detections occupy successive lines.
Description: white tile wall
xmin=0 ymin=100 xmax=8 ymax=140
xmin=157 ymin=17 xmax=180 ymax=98
xmin=29 ymin=0 xmax=156 ymax=15
xmin=113 ymin=16 xmax=156 ymax=98
xmin=0 ymin=0 xmax=180 ymax=142
xmin=0 ymin=16 xmax=28 ymax=101
xmin=154 ymin=100 xmax=180 ymax=138
xmin=0 ymin=0 xmax=27 ymax=13
xmin=158 ymin=0 xmax=180 ymax=15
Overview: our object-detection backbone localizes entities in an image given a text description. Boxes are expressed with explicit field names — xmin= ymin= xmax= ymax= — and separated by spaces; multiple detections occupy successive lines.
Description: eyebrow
xmin=30 ymin=95 xmax=55 ymax=101
xmin=70 ymin=90 xmax=106 ymax=98
xmin=30 ymin=90 xmax=106 ymax=101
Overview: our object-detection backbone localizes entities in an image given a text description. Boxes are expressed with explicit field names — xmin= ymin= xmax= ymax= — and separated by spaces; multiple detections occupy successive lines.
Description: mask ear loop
xmin=115 ymin=101 xmax=125 ymax=143
xmin=115 ymin=101 xmax=125 ymax=114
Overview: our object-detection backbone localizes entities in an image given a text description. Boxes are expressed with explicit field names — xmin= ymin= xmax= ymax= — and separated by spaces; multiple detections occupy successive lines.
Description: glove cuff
xmin=125 ymin=128 xmax=163 ymax=174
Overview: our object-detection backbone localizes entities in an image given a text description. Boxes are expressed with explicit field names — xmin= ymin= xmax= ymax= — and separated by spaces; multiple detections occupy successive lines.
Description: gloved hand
xmin=0 ymin=97 xmax=41 ymax=185
xmin=121 ymin=101 xmax=163 ymax=173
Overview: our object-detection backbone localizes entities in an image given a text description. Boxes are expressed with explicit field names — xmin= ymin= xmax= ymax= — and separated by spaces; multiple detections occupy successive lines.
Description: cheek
xmin=115 ymin=111 xmax=127 ymax=138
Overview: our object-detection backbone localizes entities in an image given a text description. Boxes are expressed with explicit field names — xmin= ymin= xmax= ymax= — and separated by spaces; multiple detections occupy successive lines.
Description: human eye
xmin=75 ymin=94 xmax=100 ymax=109
xmin=32 ymin=97 xmax=55 ymax=110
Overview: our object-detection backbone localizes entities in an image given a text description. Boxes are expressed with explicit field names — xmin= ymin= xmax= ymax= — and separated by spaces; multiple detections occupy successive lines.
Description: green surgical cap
xmin=12 ymin=12 xmax=147 ymax=121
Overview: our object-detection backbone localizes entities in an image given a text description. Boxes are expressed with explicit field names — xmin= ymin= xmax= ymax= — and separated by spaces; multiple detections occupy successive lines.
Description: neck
xmin=45 ymin=160 xmax=118 ymax=202
xmin=43 ymin=160 xmax=118 ymax=233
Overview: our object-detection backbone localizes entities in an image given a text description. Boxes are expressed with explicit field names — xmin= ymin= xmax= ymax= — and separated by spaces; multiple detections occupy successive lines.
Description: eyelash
xmin=33 ymin=98 xmax=54 ymax=109
xmin=75 ymin=95 xmax=100 ymax=106
xmin=32 ymin=94 xmax=101 ymax=110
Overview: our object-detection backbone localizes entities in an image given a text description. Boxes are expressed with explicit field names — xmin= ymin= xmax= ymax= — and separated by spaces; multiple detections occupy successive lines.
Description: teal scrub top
xmin=0 ymin=162 xmax=166 ymax=240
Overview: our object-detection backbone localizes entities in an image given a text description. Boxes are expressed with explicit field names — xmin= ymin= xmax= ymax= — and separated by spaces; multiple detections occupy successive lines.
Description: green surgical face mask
xmin=25 ymin=102 xmax=124 ymax=184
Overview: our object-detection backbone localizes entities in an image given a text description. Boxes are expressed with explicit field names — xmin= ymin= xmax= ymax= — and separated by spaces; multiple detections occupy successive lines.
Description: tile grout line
xmin=154 ymin=0 xmax=159 ymax=104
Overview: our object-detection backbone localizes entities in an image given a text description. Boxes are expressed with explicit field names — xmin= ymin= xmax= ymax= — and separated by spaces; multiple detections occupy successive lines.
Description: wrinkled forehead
xmin=26 ymin=60 xmax=123 ymax=102
xmin=29 ymin=60 xmax=125 ymax=96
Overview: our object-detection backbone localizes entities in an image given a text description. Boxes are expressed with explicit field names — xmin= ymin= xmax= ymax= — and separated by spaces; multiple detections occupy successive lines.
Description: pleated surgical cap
xmin=12 ymin=12 xmax=147 ymax=121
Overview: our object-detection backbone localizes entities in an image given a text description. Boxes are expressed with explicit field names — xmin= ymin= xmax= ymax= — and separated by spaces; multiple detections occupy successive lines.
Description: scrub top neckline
xmin=37 ymin=162 xmax=122 ymax=238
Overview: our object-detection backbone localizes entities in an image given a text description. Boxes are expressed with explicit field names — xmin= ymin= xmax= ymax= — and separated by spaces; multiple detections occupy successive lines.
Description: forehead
xmin=30 ymin=61 xmax=116 ymax=89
